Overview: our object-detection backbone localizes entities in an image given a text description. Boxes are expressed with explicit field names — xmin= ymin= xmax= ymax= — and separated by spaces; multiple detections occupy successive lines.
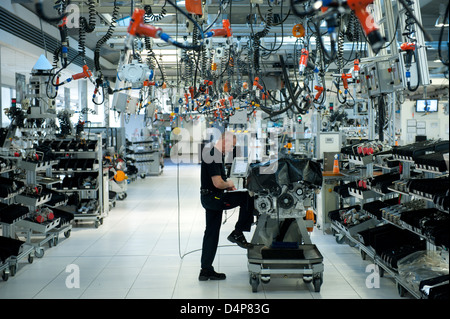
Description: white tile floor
xmin=0 ymin=160 xmax=413 ymax=299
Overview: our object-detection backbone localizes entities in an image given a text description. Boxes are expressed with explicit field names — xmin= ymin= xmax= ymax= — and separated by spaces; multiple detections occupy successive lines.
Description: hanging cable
xmin=255 ymin=0 xmax=286 ymax=53
xmin=161 ymin=0 xmax=205 ymax=51
xmin=204 ymin=0 xmax=227 ymax=32
xmin=336 ymin=29 xmax=345 ymax=72
xmin=36 ymin=0 xmax=71 ymax=23
xmin=87 ymin=0 xmax=96 ymax=32
xmin=290 ymin=0 xmax=316 ymax=18
xmin=401 ymin=1 xmax=421 ymax=92
xmin=379 ymin=16 xmax=399 ymax=51
xmin=78 ymin=17 xmax=87 ymax=64
xmin=52 ymin=0 xmax=70 ymax=69
xmin=144 ymin=1 xmax=167 ymax=23
xmin=437 ymin=2 xmax=449 ymax=67
xmin=39 ymin=15 xmax=48 ymax=58
xmin=94 ymin=0 xmax=119 ymax=73
xmin=249 ymin=3 xmax=273 ymax=74
xmin=398 ymin=0 xmax=433 ymax=42
xmin=310 ymin=19 xmax=338 ymax=63
xmin=257 ymin=0 xmax=291 ymax=26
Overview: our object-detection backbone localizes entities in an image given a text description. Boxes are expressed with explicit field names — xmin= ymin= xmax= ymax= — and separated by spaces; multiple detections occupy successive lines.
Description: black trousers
xmin=200 ymin=191 xmax=254 ymax=271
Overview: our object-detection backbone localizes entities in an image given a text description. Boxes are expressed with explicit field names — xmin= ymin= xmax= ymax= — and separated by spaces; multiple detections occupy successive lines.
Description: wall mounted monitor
xmin=416 ymin=99 xmax=438 ymax=113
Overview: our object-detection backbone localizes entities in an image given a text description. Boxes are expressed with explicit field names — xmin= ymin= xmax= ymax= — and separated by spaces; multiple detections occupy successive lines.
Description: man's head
xmin=216 ymin=131 xmax=236 ymax=154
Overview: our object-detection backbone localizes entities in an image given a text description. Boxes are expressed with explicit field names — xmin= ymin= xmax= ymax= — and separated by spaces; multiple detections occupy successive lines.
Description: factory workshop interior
xmin=0 ymin=0 xmax=449 ymax=308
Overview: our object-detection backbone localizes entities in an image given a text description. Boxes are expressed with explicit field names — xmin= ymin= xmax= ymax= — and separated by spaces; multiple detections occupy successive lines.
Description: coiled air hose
xmin=94 ymin=0 xmax=119 ymax=73
xmin=36 ymin=0 xmax=71 ymax=23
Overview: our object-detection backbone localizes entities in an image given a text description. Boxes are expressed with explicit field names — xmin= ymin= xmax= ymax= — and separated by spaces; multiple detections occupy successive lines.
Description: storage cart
xmin=245 ymin=156 xmax=325 ymax=293
xmin=44 ymin=135 xmax=107 ymax=228
xmin=0 ymin=236 xmax=33 ymax=281
xmin=247 ymin=214 xmax=324 ymax=293
xmin=131 ymin=136 xmax=164 ymax=178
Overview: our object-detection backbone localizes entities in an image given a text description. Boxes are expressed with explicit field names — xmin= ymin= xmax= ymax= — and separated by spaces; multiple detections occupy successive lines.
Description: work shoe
xmin=198 ymin=269 xmax=226 ymax=281
xmin=227 ymin=230 xmax=254 ymax=249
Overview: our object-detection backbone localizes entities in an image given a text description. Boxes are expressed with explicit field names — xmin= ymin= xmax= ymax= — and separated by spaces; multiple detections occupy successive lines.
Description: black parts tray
xmin=0 ymin=177 xmax=25 ymax=199
xmin=363 ymin=197 xmax=400 ymax=220
xmin=0 ymin=236 xmax=25 ymax=263
xmin=54 ymin=158 xmax=98 ymax=171
xmin=248 ymin=244 xmax=323 ymax=265
xmin=415 ymin=151 xmax=449 ymax=172
xmin=393 ymin=140 xmax=449 ymax=161
xmin=51 ymin=208 xmax=75 ymax=227
xmin=40 ymin=139 xmax=98 ymax=153
xmin=0 ymin=204 xmax=30 ymax=224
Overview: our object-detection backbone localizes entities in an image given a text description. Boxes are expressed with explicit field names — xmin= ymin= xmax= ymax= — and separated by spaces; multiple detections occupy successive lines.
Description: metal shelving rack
xmin=0 ymin=154 xmax=35 ymax=280
xmin=48 ymin=134 xmax=107 ymax=228
xmin=13 ymin=158 xmax=63 ymax=258
xmin=130 ymin=136 xmax=164 ymax=178
xmin=337 ymin=224 xmax=423 ymax=299
xmin=331 ymin=142 xmax=449 ymax=299
xmin=332 ymin=151 xmax=384 ymax=242
xmin=0 ymin=235 xmax=33 ymax=282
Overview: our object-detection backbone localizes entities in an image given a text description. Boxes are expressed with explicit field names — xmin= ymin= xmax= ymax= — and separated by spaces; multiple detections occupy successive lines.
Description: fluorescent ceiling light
xmin=435 ymin=17 xmax=449 ymax=27
xmin=435 ymin=19 xmax=449 ymax=27
xmin=435 ymin=3 xmax=449 ymax=27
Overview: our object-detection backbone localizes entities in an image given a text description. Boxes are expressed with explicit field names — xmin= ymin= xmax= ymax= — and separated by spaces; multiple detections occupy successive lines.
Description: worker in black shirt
xmin=199 ymin=131 xmax=254 ymax=281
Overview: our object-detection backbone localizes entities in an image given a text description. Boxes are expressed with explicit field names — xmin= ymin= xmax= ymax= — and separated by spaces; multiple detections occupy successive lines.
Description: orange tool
xmin=298 ymin=49 xmax=309 ymax=75
xmin=185 ymin=0 xmax=203 ymax=15
xmin=314 ymin=85 xmax=324 ymax=101
xmin=347 ymin=0 xmax=384 ymax=54
xmin=341 ymin=73 xmax=352 ymax=90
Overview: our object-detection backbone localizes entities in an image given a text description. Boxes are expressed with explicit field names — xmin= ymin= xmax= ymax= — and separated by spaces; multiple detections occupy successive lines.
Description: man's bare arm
xmin=211 ymin=175 xmax=236 ymax=190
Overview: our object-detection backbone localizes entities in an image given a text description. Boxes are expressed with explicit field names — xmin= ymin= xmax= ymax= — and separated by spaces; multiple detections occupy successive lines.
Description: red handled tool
xmin=347 ymin=0 xmax=384 ymax=54
xmin=205 ymin=19 xmax=232 ymax=38
xmin=354 ymin=59 xmax=360 ymax=79
xmin=341 ymin=73 xmax=352 ymax=91
xmin=400 ymin=42 xmax=416 ymax=68
xmin=314 ymin=85 xmax=324 ymax=102
xmin=58 ymin=65 xmax=95 ymax=86
xmin=185 ymin=0 xmax=203 ymax=15
xmin=126 ymin=9 xmax=162 ymax=50
xmin=298 ymin=49 xmax=309 ymax=76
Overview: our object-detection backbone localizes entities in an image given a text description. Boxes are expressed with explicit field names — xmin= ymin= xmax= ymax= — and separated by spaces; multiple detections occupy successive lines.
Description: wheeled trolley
xmin=243 ymin=155 xmax=325 ymax=293
xmin=247 ymin=214 xmax=324 ymax=293
xmin=109 ymin=191 xmax=117 ymax=211
xmin=0 ymin=236 xmax=33 ymax=281
xmin=248 ymin=243 xmax=324 ymax=293
xmin=47 ymin=208 xmax=74 ymax=246
xmin=130 ymin=136 xmax=164 ymax=178
xmin=14 ymin=217 xmax=61 ymax=258
xmin=0 ymin=236 xmax=25 ymax=281
xmin=110 ymin=179 xmax=127 ymax=200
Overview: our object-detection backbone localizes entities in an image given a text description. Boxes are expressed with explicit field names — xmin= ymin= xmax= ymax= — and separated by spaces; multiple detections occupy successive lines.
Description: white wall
xmin=399 ymin=98 xmax=449 ymax=144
